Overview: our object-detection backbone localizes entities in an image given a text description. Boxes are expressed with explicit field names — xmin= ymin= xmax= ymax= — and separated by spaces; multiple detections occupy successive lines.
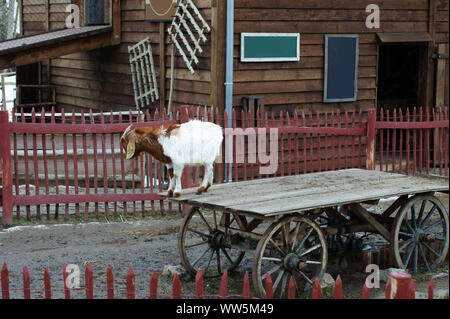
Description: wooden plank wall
xmin=435 ymin=0 xmax=449 ymax=106
xmin=45 ymin=0 xmax=213 ymax=112
xmin=232 ymin=0 xmax=440 ymax=115
xmin=20 ymin=0 xmax=448 ymax=113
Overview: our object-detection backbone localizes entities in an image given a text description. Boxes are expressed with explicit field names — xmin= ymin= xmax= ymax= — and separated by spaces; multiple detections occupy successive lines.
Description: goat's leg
xmin=197 ymin=163 xmax=213 ymax=194
xmin=166 ymin=164 xmax=174 ymax=197
xmin=173 ymin=164 xmax=183 ymax=197
xmin=205 ymin=164 xmax=214 ymax=192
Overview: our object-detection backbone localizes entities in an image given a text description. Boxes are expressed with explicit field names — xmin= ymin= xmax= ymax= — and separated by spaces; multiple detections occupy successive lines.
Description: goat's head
xmin=121 ymin=126 xmax=161 ymax=160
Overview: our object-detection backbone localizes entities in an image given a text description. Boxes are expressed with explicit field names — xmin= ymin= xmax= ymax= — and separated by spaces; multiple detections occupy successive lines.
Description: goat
xmin=121 ymin=120 xmax=223 ymax=197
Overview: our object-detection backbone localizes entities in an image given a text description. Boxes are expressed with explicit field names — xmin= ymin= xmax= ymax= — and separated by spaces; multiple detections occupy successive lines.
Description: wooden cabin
xmin=4 ymin=0 xmax=449 ymax=117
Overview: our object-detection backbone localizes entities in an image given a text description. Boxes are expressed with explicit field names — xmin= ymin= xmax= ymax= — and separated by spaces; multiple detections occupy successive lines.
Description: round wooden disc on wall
xmin=145 ymin=0 xmax=178 ymax=22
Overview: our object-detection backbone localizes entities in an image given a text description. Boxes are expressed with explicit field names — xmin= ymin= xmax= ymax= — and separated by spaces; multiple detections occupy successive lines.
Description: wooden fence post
xmin=242 ymin=271 xmax=250 ymax=299
xmin=195 ymin=269 xmax=203 ymax=299
xmin=172 ymin=273 xmax=181 ymax=299
xmin=312 ymin=278 xmax=321 ymax=299
xmin=107 ymin=265 xmax=114 ymax=299
xmin=150 ymin=270 xmax=158 ymax=299
xmin=0 ymin=110 xmax=13 ymax=226
xmin=428 ymin=278 xmax=434 ymax=299
xmin=288 ymin=277 xmax=295 ymax=299
xmin=365 ymin=108 xmax=376 ymax=170
xmin=219 ymin=269 xmax=228 ymax=299
xmin=265 ymin=273 xmax=273 ymax=299
xmin=334 ymin=275 xmax=343 ymax=299
xmin=23 ymin=266 xmax=31 ymax=299
xmin=44 ymin=268 xmax=51 ymax=299
xmin=85 ymin=264 xmax=94 ymax=299
xmin=1 ymin=262 xmax=9 ymax=299
xmin=126 ymin=266 xmax=135 ymax=299
xmin=389 ymin=271 xmax=414 ymax=299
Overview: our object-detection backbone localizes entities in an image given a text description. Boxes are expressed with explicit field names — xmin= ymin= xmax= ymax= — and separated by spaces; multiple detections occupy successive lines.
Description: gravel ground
xmin=0 ymin=194 xmax=448 ymax=299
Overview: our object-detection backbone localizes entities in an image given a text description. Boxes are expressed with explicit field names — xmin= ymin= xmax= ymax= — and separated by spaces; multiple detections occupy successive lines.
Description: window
xmin=324 ymin=35 xmax=359 ymax=103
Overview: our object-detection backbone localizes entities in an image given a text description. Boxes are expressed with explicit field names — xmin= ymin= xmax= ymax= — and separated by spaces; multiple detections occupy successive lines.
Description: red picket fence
xmin=1 ymin=106 xmax=448 ymax=226
xmin=374 ymin=106 xmax=449 ymax=177
xmin=0 ymin=262 xmax=435 ymax=299
xmin=0 ymin=105 xmax=369 ymax=226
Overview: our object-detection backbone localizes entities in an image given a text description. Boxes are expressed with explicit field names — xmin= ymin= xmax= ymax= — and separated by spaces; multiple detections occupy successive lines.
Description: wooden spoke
xmin=269 ymin=238 xmax=286 ymax=255
xmin=279 ymin=273 xmax=288 ymax=299
xmin=272 ymin=269 xmax=285 ymax=292
xmin=185 ymin=240 xmax=208 ymax=248
xmin=261 ymin=265 xmax=282 ymax=282
xmin=205 ymin=248 xmax=215 ymax=271
xmin=403 ymin=244 xmax=415 ymax=267
xmin=399 ymin=231 xmax=414 ymax=238
xmin=299 ymin=244 xmax=321 ymax=257
xmin=187 ymin=227 xmax=211 ymax=238
xmin=193 ymin=246 xmax=212 ymax=267
xmin=297 ymin=270 xmax=313 ymax=285
xmin=418 ymin=244 xmax=431 ymax=272
xmin=305 ymin=260 xmax=322 ymax=265
xmin=216 ymin=250 xmax=221 ymax=273
xmin=198 ymin=211 xmax=213 ymax=233
xmin=420 ymin=205 xmax=437 ymax=229
xmin=221 ymin=247 xmax=234 ymax=264
xmin=413 ymin=245 xmax=418 ymax=274
xmin=296 ymin=227 xmax=314 ymax=252
xmin=399 ymin=238 xmax=414 ymax=251
xmin=262 ymin=257 xmax=282 ymax=263
xmin=291 ymin=223 xmax=301 ymax=251
xmin=213 ymin=210 xmax=217 ymax=229
xmin=421 ymin=242 xmax=440 ymax=257
xmin=417 ymin=199 xmax=427 ymax=225
xmin=423 ymin=219 xmax=443 ymax=232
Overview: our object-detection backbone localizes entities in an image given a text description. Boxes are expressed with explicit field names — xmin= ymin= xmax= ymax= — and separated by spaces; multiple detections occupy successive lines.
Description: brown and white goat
xmin=121 ymin=120 xmax=223 ymax=197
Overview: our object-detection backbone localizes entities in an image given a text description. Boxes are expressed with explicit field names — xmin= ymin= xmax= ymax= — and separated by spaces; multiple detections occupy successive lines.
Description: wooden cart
xmin=161 ymin=169 xmax=449 ymax=298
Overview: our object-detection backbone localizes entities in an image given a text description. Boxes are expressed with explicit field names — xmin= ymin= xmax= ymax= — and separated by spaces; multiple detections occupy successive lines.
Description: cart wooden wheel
xmin=391 ymin=194 xmax=449 ymax=273
xmin=253 ymin=215 xmax=328 ymax=298
xmin=178 ymin=207 xmax=246 ymax=278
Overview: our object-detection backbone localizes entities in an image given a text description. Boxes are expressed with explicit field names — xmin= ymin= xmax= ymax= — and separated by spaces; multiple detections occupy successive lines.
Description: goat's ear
xmin=126 ymin=139 xmax=136 ymax=160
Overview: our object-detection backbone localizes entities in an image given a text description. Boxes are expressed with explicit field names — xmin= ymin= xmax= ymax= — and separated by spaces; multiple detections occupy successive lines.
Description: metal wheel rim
xmin=252 ymin=215 xmax=328 ymax=298
xmin=391 ymin=194 xmax=449 ymax=273
xmin=178 ymin=208 xmax=245 ymax=278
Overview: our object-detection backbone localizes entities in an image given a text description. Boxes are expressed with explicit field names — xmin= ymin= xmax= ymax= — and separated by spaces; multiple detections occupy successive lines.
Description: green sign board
xmin=241 ymin=33 xmax=300 ymax=62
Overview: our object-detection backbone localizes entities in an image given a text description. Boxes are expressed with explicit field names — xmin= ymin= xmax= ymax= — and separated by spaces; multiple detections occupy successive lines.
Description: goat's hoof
xmin=174 ymin=192 xmax=181 ymax=198
xmin=196 ymin=186 xmax=205 ymax=195
xmin=205 ymin=183 xmax=212 ymax=192
xmin=167 ymin=190 xmax=174 ymax=198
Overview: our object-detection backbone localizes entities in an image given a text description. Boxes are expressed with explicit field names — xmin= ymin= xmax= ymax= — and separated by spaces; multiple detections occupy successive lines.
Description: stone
xmin=162 ymin=264 xmax=186 ymax=277
xmin=319 ymin=273 xmax=335 ymax=289
xmin=435 ymin=289 xmax=449 ymax=299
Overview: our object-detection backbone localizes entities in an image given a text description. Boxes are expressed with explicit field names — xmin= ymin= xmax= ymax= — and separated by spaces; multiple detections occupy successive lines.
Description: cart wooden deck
xmin=161 ymin=169 xmax=449 ymax=217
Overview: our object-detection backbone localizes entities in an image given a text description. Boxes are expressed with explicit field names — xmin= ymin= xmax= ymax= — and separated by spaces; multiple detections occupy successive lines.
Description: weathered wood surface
xmin=160 ymin=169 xmax=449 ymax=216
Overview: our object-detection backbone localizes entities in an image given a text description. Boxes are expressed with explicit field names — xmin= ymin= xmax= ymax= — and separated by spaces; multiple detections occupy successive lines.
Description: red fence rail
xmin=0 ymin=262 xmax=435 ymax=299
xmin=1 ymin=106 xmax=449 ymax=226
